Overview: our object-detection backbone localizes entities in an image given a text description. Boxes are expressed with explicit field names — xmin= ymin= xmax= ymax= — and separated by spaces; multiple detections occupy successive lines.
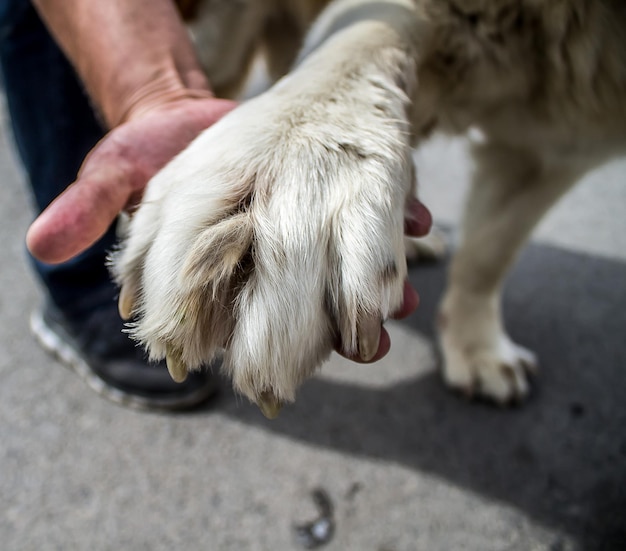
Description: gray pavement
xmin=1 ymin=102 xmax=625 ymax=551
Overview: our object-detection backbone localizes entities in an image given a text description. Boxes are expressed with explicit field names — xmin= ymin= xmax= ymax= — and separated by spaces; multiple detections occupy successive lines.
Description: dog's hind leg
xmin=438 ymin=142 xmax=582 ymax=404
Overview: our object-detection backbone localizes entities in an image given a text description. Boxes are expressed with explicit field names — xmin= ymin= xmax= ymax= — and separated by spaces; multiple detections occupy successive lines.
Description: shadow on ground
xmin=208 ymin=243 xmax=626 ymax=551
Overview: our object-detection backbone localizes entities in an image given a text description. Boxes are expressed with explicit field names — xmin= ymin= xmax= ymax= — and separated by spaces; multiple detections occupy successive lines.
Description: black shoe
xmin=30 ymin=301 xmax=218 ymax=411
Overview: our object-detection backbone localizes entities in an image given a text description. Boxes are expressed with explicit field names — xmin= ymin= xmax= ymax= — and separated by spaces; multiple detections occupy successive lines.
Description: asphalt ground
xmin=1 ymin=98 xmax=625 ymax=550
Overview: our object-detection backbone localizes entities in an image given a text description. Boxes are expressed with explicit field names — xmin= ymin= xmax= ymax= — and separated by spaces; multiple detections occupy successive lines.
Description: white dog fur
xmin=111 ymin=0 xmax=626 ymax=416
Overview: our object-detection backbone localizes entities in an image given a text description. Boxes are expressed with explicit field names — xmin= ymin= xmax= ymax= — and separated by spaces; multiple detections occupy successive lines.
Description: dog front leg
xmin=439 ymin=143 xmax=582 ymax=403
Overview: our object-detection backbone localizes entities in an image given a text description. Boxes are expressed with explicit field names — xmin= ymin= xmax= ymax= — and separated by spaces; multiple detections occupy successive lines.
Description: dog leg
xmin=439 ymin=142 xmax=582 ymax=404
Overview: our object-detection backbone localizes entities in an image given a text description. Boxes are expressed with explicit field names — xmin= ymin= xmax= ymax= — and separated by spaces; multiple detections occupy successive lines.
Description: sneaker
xmin=30 ymin=301 xmax=218 ymax=411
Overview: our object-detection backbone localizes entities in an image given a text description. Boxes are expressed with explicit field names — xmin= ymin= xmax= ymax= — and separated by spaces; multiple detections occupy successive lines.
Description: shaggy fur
xmin=112 ymin=0 xmax=626 ymax=413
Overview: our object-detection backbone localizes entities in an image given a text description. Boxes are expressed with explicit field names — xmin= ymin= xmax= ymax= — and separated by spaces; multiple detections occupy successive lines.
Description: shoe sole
xmin=30 ymin=309 xmax=217 ymax=411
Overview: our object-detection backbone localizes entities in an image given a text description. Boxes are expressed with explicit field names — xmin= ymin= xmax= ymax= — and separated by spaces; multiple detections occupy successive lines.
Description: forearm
xmin=33 ymin=0 xmax=211 ymax=127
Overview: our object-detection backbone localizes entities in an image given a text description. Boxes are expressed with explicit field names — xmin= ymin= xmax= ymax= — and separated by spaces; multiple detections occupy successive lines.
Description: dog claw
xmin=357 ymin=314 xmax=381 ymax=361
xmin=118 ymin=285 xmax=135 ymax=320
xmin=257 ymin=390 xmax=283 ymax=419
xmin=165 ymin=345 xmax=188 ymax=383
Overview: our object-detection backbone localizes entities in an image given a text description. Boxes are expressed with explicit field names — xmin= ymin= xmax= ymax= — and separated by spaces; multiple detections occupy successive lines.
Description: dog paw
xmin=111 ymin=81 xmax=413 ymax=414
xmin=438 ymin=292 xmax=538 ymax=405
xmin=442 ymin=333 xmax=537 ymax=404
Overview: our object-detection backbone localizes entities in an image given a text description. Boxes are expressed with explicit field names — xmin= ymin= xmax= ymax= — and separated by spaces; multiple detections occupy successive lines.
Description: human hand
xmin=26 ymin=96 xmax=238 ymax=264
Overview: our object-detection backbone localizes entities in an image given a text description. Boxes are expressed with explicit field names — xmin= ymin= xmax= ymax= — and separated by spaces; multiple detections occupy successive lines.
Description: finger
xmin=337 ymin=327 xmax=391 ymax=364
xmin=390 ymin=280 xmax=419 ymax=320
xmin=335 ymin=279 xmax=418 ymax=363
xmin=26 ymin=168 xmax=134 ymax=264
xmin=404 ymin=197 xmax=432 ymax=237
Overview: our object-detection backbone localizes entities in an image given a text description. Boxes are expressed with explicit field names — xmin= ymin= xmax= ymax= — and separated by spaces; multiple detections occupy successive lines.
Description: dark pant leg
xmin=0 ymin=0 xmax=119 ymax=319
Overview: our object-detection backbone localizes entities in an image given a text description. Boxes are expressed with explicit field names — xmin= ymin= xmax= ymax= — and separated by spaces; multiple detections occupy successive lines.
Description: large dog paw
xmin=438 ymin=290 xmax=538 ymax=404
xmin=111 ymin=81 xmax=413 ymax=415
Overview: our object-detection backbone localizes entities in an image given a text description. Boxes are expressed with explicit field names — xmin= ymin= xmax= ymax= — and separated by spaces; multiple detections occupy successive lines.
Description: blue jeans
xmin=0 ymin=0 xmax=119 ymax=319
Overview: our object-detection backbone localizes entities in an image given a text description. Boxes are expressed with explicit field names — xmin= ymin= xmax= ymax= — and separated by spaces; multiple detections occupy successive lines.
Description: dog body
xmin=113 ymin=0 xmax=626 ymax=412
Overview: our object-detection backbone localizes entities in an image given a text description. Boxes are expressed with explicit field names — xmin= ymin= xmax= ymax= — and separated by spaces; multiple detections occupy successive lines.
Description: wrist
xmin=32 ymin=0 xmax=214 ymax=128
xmin=106 ymin=66 xmax=213 ymax=127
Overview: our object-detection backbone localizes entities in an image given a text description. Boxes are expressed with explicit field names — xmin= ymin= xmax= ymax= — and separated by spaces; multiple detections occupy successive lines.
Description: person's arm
xmin=32 ymin=0 xmax=211 ymax=127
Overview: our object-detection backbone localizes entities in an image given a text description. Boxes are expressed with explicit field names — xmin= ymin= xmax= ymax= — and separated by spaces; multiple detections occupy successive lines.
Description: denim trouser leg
xmin=0 ymin=0 xmax=119 ymax=319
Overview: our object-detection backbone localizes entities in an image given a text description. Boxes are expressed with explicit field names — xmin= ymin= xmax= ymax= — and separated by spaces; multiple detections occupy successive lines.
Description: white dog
xmin=111 ymin=0 xmax=626 ymax=417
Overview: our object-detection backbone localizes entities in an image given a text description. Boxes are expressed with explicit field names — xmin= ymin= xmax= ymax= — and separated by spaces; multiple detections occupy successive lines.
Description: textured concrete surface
xmin=1 ymin=99 xmax=625 ymax=551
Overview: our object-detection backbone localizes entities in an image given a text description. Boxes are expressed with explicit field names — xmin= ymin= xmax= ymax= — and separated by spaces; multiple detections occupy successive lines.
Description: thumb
xmin=26 ymin=166 xmax=135 ymax=264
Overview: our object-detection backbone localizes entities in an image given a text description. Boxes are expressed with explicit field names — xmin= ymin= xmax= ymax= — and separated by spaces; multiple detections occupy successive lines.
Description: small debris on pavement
xmin=293 ymin=488 xmax=335 ymax=549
